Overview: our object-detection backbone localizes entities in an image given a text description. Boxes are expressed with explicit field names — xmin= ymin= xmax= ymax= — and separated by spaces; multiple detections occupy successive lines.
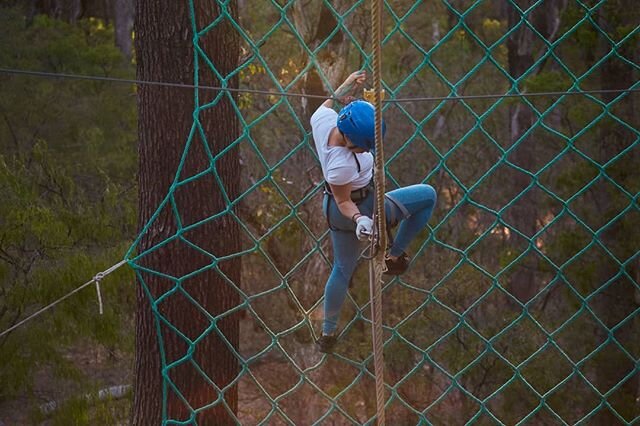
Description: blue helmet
xmin=337 ymin=100 xmax=386 ymax=151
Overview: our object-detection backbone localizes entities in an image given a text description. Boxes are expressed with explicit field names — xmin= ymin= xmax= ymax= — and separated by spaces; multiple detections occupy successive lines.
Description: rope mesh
xmin=127 ymin=0 xmax=640 ymax=424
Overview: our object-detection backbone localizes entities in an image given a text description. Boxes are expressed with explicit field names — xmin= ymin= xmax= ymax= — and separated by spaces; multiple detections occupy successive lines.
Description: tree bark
xmin=133 ymin=1 xmax=240 ymax=424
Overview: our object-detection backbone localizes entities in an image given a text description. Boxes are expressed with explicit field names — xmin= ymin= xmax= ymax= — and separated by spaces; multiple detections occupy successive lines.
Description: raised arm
xmin=321 ymin=70 xmax=367 ymax=109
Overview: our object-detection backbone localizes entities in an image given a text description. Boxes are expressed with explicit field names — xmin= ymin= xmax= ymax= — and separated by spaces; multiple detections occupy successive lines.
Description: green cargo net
xmin=127 ymin=0 xmax=640 ymax=424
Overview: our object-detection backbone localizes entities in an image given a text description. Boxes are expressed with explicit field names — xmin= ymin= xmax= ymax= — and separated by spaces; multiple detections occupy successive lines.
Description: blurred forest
xmin=0 ymin=0 xmax=639 ymax=424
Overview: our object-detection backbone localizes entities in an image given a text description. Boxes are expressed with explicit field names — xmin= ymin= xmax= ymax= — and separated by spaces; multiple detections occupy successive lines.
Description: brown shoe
xmin=384 ymin=252 xmax=410 ymax=275
xmin=316 ymin=334 xmax=337 ymax=353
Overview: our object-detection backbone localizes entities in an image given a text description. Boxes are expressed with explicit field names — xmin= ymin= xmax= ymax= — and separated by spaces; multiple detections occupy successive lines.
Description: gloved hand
xmin=355 ymin=215 xmax=374 ymax=240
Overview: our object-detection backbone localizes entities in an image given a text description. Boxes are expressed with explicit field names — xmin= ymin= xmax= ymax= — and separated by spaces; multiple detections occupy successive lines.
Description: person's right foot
xmin=384 ymin=252 xmax=410 ymax=275
xmin=316 ymin=333 xmax=337 ymax=353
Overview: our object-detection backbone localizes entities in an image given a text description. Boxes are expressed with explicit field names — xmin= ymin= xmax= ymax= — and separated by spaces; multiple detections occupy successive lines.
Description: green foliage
xmin=0 ymin=6 xmax=136 ymax=421
xmin=525 ymin=71 xmax=572 ymax=93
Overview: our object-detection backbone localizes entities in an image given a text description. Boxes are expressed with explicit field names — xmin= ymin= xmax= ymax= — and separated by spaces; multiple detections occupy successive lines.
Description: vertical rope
xmin=370 ymin=0 xmax=386 ymax=424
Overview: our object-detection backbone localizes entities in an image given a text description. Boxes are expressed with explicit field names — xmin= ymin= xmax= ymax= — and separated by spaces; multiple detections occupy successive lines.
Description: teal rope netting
xmin=123 ymin=0 xmax=639 ymax=424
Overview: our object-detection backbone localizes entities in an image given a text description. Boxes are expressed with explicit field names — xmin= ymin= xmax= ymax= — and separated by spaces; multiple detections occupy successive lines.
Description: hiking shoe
xmin=384 ymin=252 xmax=410 ymax=275
xmin=316 ymin=334 xmax=337 ymax=353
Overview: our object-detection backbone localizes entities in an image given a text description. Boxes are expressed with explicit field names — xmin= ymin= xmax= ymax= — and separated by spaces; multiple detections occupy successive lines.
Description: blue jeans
xmin=321 ymin=184 xmax=437 ymax=335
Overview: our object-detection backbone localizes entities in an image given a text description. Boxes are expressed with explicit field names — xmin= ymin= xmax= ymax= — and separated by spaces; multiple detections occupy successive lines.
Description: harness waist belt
xmin=324 ymin=181 xmax=373 ymax=203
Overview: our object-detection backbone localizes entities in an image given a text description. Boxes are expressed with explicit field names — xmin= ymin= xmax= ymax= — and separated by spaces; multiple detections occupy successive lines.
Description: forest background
xmin=0 ymin=0 xmax=638 ymax=424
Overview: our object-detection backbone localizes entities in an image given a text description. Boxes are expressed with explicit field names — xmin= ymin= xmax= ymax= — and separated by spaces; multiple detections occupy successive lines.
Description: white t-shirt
xmin=310 ymin=105 xmax=373 ymax=190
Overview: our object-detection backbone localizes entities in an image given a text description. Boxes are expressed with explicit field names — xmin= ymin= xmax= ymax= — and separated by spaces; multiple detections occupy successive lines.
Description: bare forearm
xmin=336 ymin=199 xmax=362 ymax=222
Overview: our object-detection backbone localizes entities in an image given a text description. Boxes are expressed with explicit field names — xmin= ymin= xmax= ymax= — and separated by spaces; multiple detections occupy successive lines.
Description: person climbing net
xmin=310 ymin=70 xmax=438 ymax=353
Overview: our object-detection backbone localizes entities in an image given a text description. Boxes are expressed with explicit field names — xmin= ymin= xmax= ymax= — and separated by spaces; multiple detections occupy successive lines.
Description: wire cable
xmin=1 ymin=67 xmax=638 ymax=104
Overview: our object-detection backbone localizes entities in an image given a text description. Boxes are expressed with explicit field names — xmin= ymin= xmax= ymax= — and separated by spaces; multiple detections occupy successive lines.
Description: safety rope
xmin=370 ymin=0 xmax=386 ymax=424
xmin=2 ymin=67 xmax=638 ymax=104
xmin=0 ymin=260 xmax=127 ymax=338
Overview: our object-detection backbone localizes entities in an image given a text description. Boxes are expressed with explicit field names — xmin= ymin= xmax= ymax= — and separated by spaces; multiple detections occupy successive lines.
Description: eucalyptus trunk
xmin=133 ymin=1 xmax=240 ymax=424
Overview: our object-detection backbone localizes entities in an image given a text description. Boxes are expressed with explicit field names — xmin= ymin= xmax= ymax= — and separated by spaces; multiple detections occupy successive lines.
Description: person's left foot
xmin=316 ymin=333 xmax=337 ymax=353
xmin=384 ymin=252 xmax=410 ymax=275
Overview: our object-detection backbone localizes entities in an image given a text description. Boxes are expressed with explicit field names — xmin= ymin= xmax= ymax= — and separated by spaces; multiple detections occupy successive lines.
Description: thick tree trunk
xmin=133 ymin=1 xmax=240 ymax=424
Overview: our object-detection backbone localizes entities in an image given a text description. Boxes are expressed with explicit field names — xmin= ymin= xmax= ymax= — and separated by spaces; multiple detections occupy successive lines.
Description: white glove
xmin=355 ymin=216 xmax=374 ymax=240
